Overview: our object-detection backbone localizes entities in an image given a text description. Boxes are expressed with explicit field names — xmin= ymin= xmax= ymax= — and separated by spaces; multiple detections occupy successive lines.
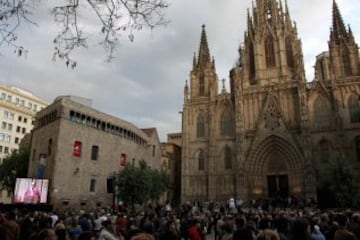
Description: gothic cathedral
xmin=181 ymin=0 xmax=360 ymax=202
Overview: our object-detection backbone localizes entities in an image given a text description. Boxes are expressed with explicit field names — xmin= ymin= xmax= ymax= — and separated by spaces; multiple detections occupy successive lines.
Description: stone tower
xmin=181 ymin=0 xmax=360 ymax=204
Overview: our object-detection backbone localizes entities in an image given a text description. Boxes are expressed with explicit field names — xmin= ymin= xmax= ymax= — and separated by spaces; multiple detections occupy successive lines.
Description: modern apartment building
xmin=0 ymin=85 xmax=48 ymax=203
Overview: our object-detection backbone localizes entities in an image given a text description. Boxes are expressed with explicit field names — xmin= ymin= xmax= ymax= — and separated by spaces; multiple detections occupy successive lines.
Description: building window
xmin=265 ymin=35 xmax=276 ymax=67
xmin=220 ymin=109 xmax=234 ymax=137
xmin=285 ymin=36 xmax=294 ymax=68
xmin=5 ymin=135 xmax=10 ymax=142
xmin=15 ymin=98 xmax=20 ymax=105
xmin=4 ymin=147 xmax=9 ymax=154
xmin=199 ymin=73 xmax=205 ymax=96
xmin=14 ymin=137 xmax=19 ymax=144
xmin=90 ymin=179 xmax=96 ymax=192
xmin=3 ymin=111 xmax=8 ymax=119
xmin=9 ymin=113 xmax=14 ymax=120
xmin=349 ymin=94 xmax=360 ymax=123
xmin=34 ymin=104 xmax=37 ymax=111
xmin=198 ymin=149 xmax=205 ymax=171
xmin=0 ymin=134 xmax=4 ymax=141
xmin=1 ymin=122 xmax=6 ymax=130
xmin=22 ymin=127 xmax=26 ymax=134
xmin=343 ymin=48 xmax=352 ymax=76
xmin=20 ymin=100 xmax=25 ymax=106
xmin=319 ymin=139 xmax=331 ymax=163
xmin=224 ymin=146 xmax=232 ymax=169
xmin=1 ymin=93 xmax=5 ymax=99
xmin=73 ymin=141 xmax=82 ymax=157
xmin=313 ymin=96 xmax=331 ymax=129
xmin=7 ymin=95 xmax=12 ymax=102
xmin=48 ymin=138 xmax=52 ymax=156
xmin=24 ymin=118 xmax=27 ymax=123
xmin=355 ymin=136 xmax=360 ymax=162
xmin=196 ymin=114 xmax=205 ymax=138
xmin=91 ymin=145 xmax=99 ymax=160
xmin=0 ymin=146 xmax=3 ymax=152
xmin=28 ymin=102 xmax=32 ymax=109
xmin=18 ymin=116 xmax=22 ymax=122
xmin=16 ymin=126 xmax=20 ymax=133
xmin=7 ymin=123 xmax=12 ymax=131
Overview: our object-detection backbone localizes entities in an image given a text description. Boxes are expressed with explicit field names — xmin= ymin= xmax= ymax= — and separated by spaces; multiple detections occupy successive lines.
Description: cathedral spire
xmin=197 ymin=25 xmax=211 ymax=67
xmin=284 ymin=0 xmax=292 ymax=28
xmin=331 ymin=0 xmax=348 ymax=43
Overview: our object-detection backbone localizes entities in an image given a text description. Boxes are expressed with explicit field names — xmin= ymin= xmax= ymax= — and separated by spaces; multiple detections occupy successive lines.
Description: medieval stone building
xmin=181 ymin=0 xmax=360 ymax=203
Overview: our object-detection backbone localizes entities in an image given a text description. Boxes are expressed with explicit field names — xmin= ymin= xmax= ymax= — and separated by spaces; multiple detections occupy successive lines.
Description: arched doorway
xmin=246 ymin=135 xmax=304 ymax=198
xmin=266 ymin=150 xmax=289 ymax=198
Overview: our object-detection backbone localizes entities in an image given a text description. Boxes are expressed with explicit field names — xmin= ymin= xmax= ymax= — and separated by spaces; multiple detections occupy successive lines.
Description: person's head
xmin=130 ymin=233 xmax=155 ymax=240
xmin=192 ymin=218 xmax=201 ymax=228
xmin=290 ymin=217 xmax=311 ymax=240
xmin=257 ymin=229 xmax=280 ymax=240
xmin=102 ymin=219 xmax=112 ymax=229
xmin=334 ymin=213 xmax=348 ymax=227
xmin=78 ymin=231 xmax=96 ymax=240
xmin=37 ymin=229 xmax=57 ymax=240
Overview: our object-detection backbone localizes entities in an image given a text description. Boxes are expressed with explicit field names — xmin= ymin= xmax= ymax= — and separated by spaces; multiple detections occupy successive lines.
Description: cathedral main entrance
xmin=267 ymin=174 xmax=289 ymax=198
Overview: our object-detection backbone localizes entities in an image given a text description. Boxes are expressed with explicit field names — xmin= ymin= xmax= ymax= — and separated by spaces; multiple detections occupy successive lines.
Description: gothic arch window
xmin=249 ymin=42 xmax=256 ymax=83
xmin=348 ymin=94 xmax=360 ymax=123
xmin=196 ymin=114 xmax=205 ymax=138
xmin=224 ymin=146 xmax=232 ymax=169
xmin=199 ymin=73 xmax=205 ymax=96
xmin=220 ymin=108 xmax=234 ymax=137
xmin=354 ymin=136 xmax=360 ymax=162
xmin=285 ymin=36 xmax=294 ymax=68
xmin=343 ymin=48 xmax=352 ymax=76
xmin=197 ymin=149 xmax=205 ymax=170
xmin=313 ymin=96 xmax=331 ymax=129
xmin=265 ymin=35 xmax=276 ymax=68
xmin=318 ymin=139 xmax=331 ymax=163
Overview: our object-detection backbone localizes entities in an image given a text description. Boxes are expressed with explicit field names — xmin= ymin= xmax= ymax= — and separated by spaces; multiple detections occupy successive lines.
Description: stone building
xmin=161 ymin=134 xmax=182 ymax=204
xmin=181 ymin=0 xmax=360 ymax=203
xmin=28 ymin=96 xmax=162 ymax=209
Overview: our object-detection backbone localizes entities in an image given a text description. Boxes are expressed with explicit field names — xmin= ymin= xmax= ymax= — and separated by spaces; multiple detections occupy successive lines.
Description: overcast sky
xmin=0 ymin=0 xmax=359 ymax=142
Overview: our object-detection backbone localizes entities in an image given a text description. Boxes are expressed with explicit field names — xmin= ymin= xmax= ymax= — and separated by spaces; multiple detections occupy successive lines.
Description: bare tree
xmin=0 ymin=0 xmax=169 ymax=68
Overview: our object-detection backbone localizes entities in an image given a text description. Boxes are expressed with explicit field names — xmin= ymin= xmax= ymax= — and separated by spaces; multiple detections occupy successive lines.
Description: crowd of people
xmin=0 ymin=199 xmax=360 ymax=240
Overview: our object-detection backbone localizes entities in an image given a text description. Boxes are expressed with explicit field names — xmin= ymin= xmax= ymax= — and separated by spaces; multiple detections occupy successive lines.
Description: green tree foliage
xmin=0 ymin=148 xmax=30 ymax=193
xmin=317 ymin=152 xmax=360 ymax=208
xmin=116 ymin=160 xmax=169 ymax=206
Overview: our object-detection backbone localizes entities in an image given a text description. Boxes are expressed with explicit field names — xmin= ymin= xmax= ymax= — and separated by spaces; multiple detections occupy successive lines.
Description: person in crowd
xmin=349 ymin=213 xmax=360 ymax=239
xmin=98 ymin=219 xmax=118 ymax=240
xmin=68 ymin=216 xmax=82 ymax=240
xmin=288 ymin=217 xmax=313 ymax=240
xmin=233 ymin=216 xmax=254 ymax=240
xmin=158 ymin=219 xmax=180 ymax=240
xmin=256 ymin=229 xmax=280 ymax=240
xmin=189 ymin=219 xmax=204 ymax=240
xmin=4 ymin=211 xmax=20 ymax=240
xmin=310 ymin=216 xmax=326 ymax=240
xmin=36 ymin=229 xmax=58 ymax=240
xmin=334 ymin=213 xmax=358 ymax=240
xmin=130 ymin=233 xmax=155 ymax=240
xmin=78 ymin=231 xmax=96 ymax=240
xmin=220 ymin=221 xmax=233 ymax=240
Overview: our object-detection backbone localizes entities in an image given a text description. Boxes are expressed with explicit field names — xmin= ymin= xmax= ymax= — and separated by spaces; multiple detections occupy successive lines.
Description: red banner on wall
xmin=73 ymin=141 xmax=82 ymax=157
xmin=120 ymin=153 xmax=126 ymax=167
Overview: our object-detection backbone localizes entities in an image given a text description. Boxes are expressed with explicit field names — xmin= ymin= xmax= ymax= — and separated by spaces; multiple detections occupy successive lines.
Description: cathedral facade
xmin=181 ymin=0 xmax=360 ymax=203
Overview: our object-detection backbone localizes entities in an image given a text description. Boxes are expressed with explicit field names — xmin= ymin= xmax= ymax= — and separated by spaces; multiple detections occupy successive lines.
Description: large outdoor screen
xmin=13 ymin=178 xmax=49 ymax=204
